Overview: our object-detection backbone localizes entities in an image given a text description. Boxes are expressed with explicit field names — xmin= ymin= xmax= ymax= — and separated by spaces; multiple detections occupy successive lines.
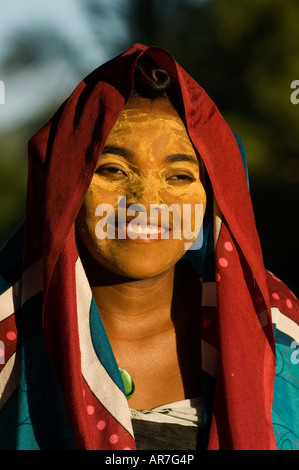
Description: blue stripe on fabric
xmin=272 ymin=328 xmax=299 ymax=450
xmin=272 ymin=323 xmax=294 ymax=347
xmin=15 ymin=293 xmax=75 ymax=450
xmin=232 ymin=131 xmax=250 ymax=189
xmin=89 ymin=298 xmax=126 ymax=395
xmin=0 ymin=389 xmax=18 ymax=449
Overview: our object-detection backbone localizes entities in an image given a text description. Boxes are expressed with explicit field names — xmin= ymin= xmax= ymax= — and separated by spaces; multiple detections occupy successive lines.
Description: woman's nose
xmin=127 ymin=176 xmax=163 ymax=208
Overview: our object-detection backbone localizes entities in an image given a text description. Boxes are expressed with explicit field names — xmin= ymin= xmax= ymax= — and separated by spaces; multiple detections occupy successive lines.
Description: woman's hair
xmin=132 ymin=54 xmax=173 ymax=100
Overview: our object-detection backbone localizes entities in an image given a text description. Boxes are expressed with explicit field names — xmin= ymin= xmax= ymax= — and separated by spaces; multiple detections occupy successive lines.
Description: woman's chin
xmin=104 ymin=258 xmax=175 ymax=281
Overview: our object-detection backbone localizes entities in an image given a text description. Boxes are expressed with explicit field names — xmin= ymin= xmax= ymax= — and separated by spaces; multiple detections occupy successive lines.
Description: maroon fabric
xmin=22 ymin=43 xmax=288 ymax=449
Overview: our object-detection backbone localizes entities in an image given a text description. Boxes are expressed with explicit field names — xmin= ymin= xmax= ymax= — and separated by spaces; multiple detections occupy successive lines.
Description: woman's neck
xmin=77 ymin=240 xmax=176 ymax=341
xmin=91 ymin=267 xmax=176 ymax=341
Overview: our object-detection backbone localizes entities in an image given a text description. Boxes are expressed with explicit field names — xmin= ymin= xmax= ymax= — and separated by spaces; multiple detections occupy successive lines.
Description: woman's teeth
xmin=118 ymin=223 xmax=166 ymax=234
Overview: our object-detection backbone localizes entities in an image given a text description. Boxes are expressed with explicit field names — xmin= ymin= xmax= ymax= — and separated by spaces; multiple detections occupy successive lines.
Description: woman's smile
xmin=115 ymin=214 xmax=169 ymax=240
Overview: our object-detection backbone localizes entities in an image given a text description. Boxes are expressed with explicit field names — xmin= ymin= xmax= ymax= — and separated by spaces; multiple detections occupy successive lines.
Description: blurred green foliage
xmin=0 ymin=0 xmax=298 ymax=293
xmin=0 ymin=131 xmax=27 ymax=247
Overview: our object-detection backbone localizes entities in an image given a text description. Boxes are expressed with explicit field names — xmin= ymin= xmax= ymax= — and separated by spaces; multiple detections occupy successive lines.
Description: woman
xmin=0 ymin=44 xmax=298 ymax=450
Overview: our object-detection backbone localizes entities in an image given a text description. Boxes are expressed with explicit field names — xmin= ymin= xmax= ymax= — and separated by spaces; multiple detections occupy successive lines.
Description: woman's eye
xmin=167 ymin=174 xmax=195 ymax=185
xmin=96 ymin=166 xmax=127 ymax=179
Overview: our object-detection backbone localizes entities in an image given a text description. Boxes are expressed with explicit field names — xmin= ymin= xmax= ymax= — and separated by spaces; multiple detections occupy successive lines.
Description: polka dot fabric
xmin=0 ymin=314 xmax=18 ymax=371
xmin=81 ymin=380 xmax=135 ymax=450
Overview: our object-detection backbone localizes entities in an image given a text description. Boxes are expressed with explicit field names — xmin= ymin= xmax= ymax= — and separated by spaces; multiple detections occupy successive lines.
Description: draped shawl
xmin=0 ymin=43 xmax=298 ymax=450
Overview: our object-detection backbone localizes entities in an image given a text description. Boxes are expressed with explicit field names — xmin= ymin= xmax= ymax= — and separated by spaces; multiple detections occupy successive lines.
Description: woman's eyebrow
xmin=102 ymin=145 xmax=131 ymax=159
xmin=102 ymin=146 xmax=199 ymax=166
xmin=166 ymin=153 xmax=199 ymax=165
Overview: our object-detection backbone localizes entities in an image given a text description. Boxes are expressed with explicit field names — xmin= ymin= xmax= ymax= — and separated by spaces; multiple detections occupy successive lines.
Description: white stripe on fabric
xmin=0 ymin=282 xmax=22 ymax=323
xmin=0 ymin=258 xmax=42 ymax=323
xmin=0 ymin=259 xmax=42 ymax=409
xmin=0 ymin=351 xmax=20 ymax=411
xmin=201 ymin=282 xmax=217 ymax=308
xmin=75 ymin=257 xmax=133 ymax=436
xmin=271 ymin=307 xmax=299 ymax=340
xmin=130 ymin=397 xmax=202 ymax=427
xmin=201 ymin=340 xmax=219 ymax=379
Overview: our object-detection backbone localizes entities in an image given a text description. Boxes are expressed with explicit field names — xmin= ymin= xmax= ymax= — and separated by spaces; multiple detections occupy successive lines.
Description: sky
xmin=0 ymin=0 xmax=129 ymax=133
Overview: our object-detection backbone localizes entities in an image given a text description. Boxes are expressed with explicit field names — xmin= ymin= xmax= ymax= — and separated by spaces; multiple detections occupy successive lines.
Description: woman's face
xmin=76 ymin=97 xmax=206 ymax=279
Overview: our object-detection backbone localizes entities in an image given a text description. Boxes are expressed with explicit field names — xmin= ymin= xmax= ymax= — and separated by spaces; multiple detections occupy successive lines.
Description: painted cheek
xmin=80 ymin=188 xmax=109 ymax=242
xmin=162 ymin=181 xmax=206 ymax=204
xmin=169 ymin=183 xmax=206 ymax=238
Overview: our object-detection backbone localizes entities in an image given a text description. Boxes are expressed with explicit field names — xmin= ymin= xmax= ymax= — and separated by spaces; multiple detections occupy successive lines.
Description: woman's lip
xmin=115 ymin=214 xmax=173 ymax=231
xmin=114 ymin=222 xmax=171 ymax=243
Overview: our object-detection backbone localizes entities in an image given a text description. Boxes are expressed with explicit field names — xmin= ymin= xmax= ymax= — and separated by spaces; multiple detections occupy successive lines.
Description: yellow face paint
xmin=76 ymin=97 xmax=206 ymax=279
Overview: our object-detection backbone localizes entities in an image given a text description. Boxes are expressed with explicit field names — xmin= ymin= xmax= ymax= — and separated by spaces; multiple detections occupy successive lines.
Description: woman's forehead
xmin=114 ymin=96 xmax=185 ymax=126
xmin=104 ymin=96 xmax=195 ymax=153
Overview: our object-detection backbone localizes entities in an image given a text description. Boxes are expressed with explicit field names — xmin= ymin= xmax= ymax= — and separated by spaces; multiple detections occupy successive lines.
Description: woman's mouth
xmin=119 ymin=222 xmax=167 ymax=235
xmin=114 ymin=216 xmax=171 ymax=243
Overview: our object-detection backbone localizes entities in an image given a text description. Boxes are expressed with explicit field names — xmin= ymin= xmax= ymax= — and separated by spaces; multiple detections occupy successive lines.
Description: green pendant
xmin=119 ymin=368 xmax=135 ymax=400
